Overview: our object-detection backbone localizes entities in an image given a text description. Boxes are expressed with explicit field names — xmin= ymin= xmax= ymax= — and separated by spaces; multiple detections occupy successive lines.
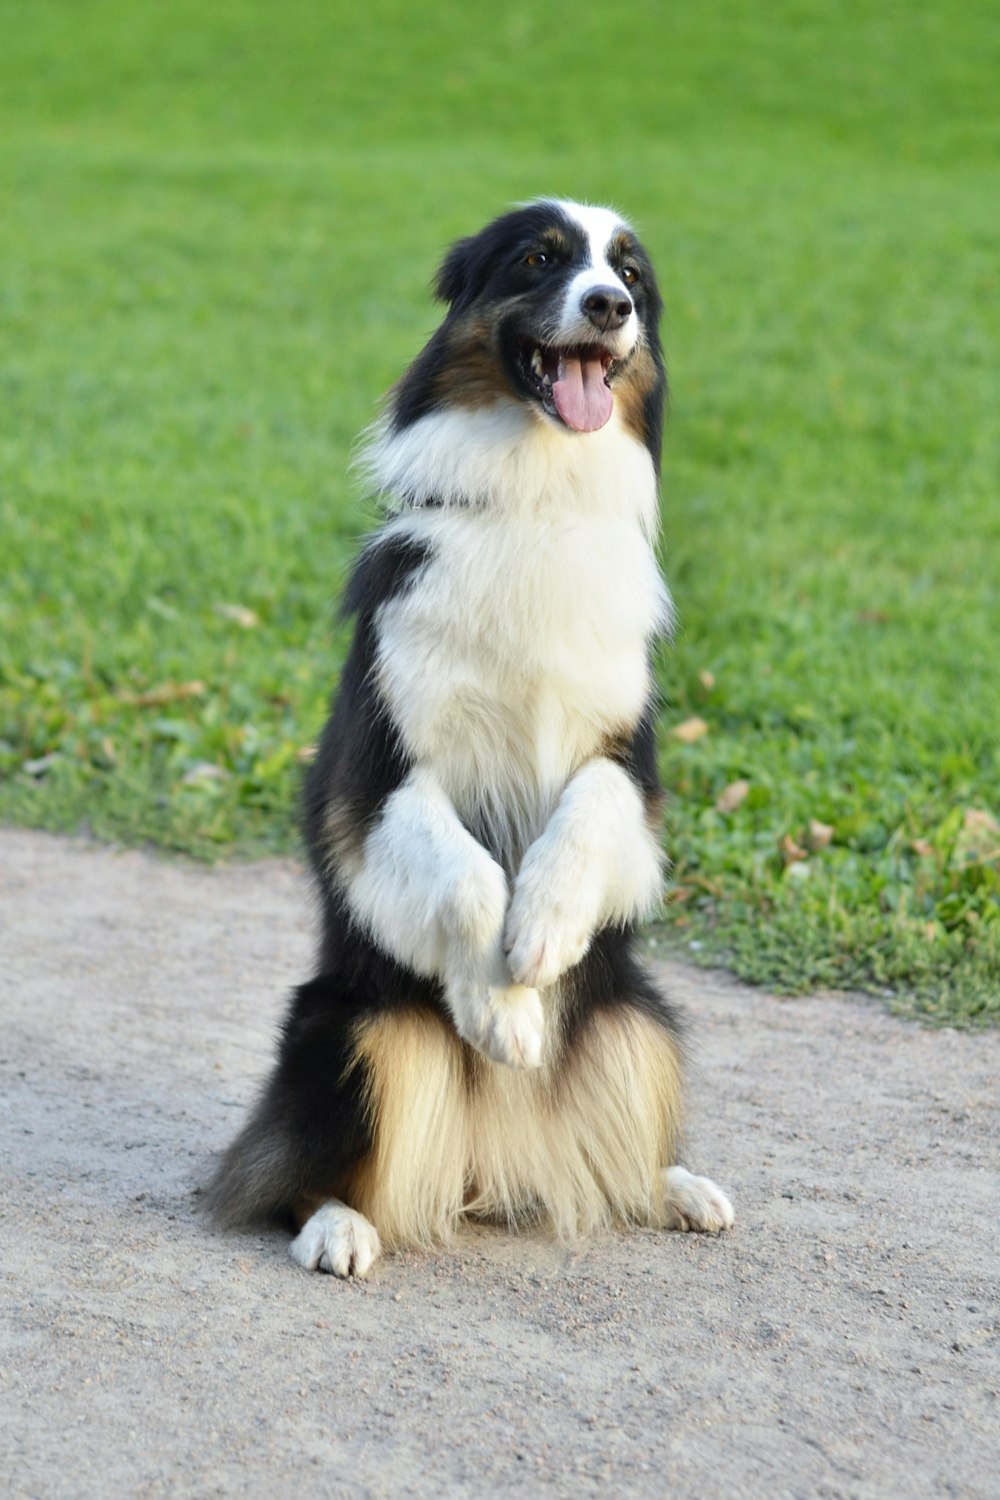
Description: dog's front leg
xmin=505 ymin=758 xmax=663 ymax=990
xmin=343 ymin=766 xmax=544 ymax=1068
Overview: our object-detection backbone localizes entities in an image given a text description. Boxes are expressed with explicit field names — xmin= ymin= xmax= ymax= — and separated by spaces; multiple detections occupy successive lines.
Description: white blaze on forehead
xmin=549 ymin=199 xmax=638 ymax=358
xmin=554 ymin=200 xmax=631 ymax=268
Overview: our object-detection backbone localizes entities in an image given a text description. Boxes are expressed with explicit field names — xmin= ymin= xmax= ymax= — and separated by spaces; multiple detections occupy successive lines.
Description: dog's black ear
xmin=434 ymin=236 xmax=478 ymax=306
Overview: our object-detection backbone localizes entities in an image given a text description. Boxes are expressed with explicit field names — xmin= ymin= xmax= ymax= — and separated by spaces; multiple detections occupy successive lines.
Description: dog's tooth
xmin=531 ymin=347 xmax=543 ymax=378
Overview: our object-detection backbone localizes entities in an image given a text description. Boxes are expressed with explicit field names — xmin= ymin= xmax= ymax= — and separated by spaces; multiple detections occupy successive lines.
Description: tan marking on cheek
xmin=433 ymin=315 xmax=513 ymax=411
xmin=598 ymin=724 xmax=637 ymax=762
xmin=613 ymin=346 xmax=660 ymax=446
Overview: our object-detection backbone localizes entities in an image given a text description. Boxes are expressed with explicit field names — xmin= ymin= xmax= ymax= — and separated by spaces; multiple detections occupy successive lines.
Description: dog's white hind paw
xmin=290 ymin=1201 xmax=382 ymax=1278
xmin=662 ymin=1166 xmax=735 ymax=1233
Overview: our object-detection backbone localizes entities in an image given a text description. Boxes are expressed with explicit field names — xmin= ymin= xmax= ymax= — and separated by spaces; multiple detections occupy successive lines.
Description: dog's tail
xmin=203 ymin=1095 xmax=301 ymax=1227
xmin=204 ymin=974 xmax=376 ymax=1228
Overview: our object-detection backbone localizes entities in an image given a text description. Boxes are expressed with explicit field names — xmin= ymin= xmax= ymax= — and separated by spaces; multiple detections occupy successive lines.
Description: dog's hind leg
xmin=205 ymin=976 xmax=374 ymax=1237
xmin=548 ymin=940 xmax=734 ymax=1237
xmin=661 ymin=1165 xmax=734 ymax=1233
xmin=290 ymin=1005 xmax=470 ymax=1271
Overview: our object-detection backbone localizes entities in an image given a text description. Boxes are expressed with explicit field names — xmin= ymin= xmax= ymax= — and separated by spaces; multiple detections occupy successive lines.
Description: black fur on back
xmin=206 ymin=532 xmax=439 ymax=1226
xmin=301 ymin=530 xmax=431 ymax=899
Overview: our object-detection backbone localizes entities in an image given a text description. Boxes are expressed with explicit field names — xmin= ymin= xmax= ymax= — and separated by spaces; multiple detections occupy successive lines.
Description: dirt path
xmin=1 ymin=827 xmax=997 ymax=1499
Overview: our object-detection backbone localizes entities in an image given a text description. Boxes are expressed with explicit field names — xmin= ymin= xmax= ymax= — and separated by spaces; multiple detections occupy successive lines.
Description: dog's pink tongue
xmin=552 ymin=354 xmax=613 ymax=432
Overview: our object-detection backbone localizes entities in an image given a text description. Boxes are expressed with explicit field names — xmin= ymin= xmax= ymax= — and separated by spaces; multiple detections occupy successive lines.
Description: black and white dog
xmin=208 ymin=199 xmax=733 ymax=1276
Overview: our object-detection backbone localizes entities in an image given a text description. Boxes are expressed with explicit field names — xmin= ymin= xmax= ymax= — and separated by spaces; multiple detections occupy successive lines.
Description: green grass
xmin=2 ymin=1 xmax=998 ymax=1023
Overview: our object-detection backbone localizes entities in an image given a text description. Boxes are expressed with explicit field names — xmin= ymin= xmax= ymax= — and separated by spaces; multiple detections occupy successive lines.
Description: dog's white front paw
xmin=504 ymin=832 xmax=602 ymax=989
xmin=449 ymin=979 xmax=544 ymax=1069
xmin=290 ymin=1202 xmax=382 ymax=1277
xmin=504 ymin=886 xmax=595 ymax=990
xmin=446 ymin=850 xmax=509 ymax=951
xmin=482 ymin=982 xmax=544 ymax=1069
xmin=662 ymin=1166 xmax=735 ymax=1234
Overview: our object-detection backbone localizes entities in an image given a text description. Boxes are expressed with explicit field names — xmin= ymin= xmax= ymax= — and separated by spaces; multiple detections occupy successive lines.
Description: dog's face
xmin=392 ymin=200 xmax=665 ymax=464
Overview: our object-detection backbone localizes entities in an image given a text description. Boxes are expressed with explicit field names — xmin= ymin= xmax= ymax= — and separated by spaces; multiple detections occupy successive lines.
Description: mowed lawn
xmin=1 ymin=2 xmax=998 ymax=1021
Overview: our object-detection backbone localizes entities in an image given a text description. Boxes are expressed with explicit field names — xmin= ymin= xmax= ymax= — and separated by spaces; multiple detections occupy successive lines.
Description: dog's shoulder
xmin=340 ymin=524 xmax=433 ymax=623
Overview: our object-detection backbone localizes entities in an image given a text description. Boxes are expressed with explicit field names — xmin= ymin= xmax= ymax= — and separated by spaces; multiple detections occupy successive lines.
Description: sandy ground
xmin=1 ymin=827 xmax=997 ymax=1499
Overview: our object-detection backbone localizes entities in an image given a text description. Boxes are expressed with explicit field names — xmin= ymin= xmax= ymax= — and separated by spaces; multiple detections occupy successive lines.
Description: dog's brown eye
xmin=621 ymin=265 xmax=640 ymax=286
xmin=525 ymin=251 xmax=548 ymax=267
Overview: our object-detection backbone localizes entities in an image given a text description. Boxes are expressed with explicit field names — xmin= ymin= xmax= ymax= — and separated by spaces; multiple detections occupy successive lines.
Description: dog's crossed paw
xmin=504 ymin=899 xmax=593 ymax=991
xmin=482 ymin=982 xmax=544 ymax=1069
xmin=451 ymin=980 xmax=544 ymax=1070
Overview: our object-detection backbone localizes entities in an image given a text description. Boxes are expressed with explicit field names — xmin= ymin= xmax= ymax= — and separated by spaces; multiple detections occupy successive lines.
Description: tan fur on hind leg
xmin=346 ymin=1009 xmax=470 ymax=1250
xmin=345 ymin=1002 xmax=687 ymax=1251
xmin=466 ymin=1005 xmax=685 ymax=1239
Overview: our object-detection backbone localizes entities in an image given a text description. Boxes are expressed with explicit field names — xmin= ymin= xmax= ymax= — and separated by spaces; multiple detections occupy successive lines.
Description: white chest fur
xmin=370 ymin=407 xmax=670 ymax=864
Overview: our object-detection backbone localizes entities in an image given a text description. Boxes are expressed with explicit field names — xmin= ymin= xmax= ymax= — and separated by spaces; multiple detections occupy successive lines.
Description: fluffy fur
xmin=207 ymin=199 xmax=733 ymax=1274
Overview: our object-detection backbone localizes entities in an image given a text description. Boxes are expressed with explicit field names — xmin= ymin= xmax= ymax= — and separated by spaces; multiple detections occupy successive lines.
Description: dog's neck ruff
xmin=361 ymin=400 xmax=661 ymax=540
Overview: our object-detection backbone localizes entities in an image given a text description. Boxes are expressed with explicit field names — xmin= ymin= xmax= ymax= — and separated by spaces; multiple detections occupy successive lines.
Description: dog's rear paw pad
xmin=662 ymin=1166 xmax=734 ymax=1234
xmin=290 ymin=1202 xmax=382 ymax=1277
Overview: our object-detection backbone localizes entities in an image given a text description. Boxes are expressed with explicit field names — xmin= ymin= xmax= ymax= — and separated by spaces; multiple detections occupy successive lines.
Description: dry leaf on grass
xmin=670 ymin=716 xmax=709 ymax=744
xmin=121 ymin=680 xmax=206 ymax=708
xmin=181 ymin=763 xmax=229 ymax=786
xmin=715 ymin=779 xmax=750 ymax=814
xmin=698 ymin=670 xmax=715 ymax=690
xmin=23 ymin=754 xmax=61 ymax=778
xmin=955 ymin=808 xmax=1000 ymax=866
xmin=214 ymin=602 xmax=260 ymax=629
xmin=807 ymin=818 xmax=834 ymax=850
xmin=856 ymin=608 xmax=890 ymax=625
xmin=780 ymin=833 xmax=808 ymax=866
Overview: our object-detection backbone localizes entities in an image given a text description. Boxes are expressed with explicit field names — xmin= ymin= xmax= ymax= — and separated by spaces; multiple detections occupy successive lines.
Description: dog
xmin=207 ymin=199 xmax=734 ymax=1276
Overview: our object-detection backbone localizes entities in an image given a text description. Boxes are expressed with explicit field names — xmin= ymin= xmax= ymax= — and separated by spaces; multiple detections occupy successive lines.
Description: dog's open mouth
xmin=520 ymin=342 xmax=616 ymax=433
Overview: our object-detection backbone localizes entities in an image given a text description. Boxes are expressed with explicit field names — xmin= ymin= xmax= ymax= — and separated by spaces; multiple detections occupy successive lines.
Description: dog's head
xmin=391 ymin=200 xmax=666 ymax=466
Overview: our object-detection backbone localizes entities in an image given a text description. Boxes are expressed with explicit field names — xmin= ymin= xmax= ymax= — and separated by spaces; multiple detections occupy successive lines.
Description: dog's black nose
xmin=581 ymin=286 xmax=633 ymax=332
